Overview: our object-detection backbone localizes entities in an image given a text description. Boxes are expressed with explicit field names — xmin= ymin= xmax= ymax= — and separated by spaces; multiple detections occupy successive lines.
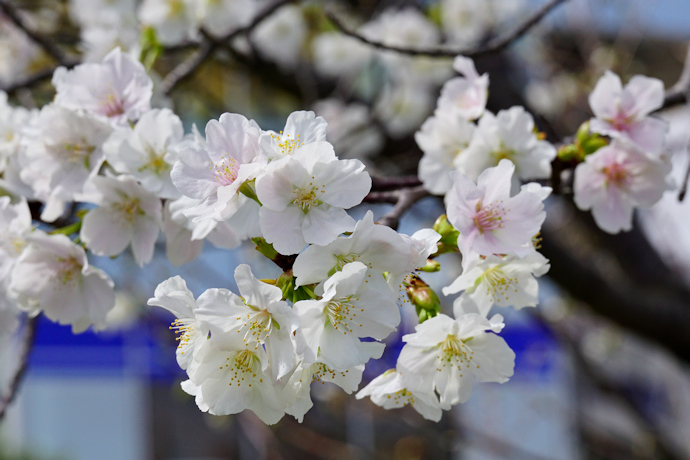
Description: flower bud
xmin=432 ymin=214 xmax=459 ymax=255
xmin=405 ymin=275 xmax=441 ymax=322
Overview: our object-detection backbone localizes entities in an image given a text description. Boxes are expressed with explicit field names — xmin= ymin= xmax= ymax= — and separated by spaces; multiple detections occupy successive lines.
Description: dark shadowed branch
xmin=0 ymin=0 xmax=76 ymax=66
xmin=0 ymin=316 xmax=37 ymax=421
xmin=325 ymin=0 xmax=569 ymax=58
xmin=364 ymin=185 xmax=431 ymax=229
xmin=161 ymin=0 xmax=295 ymax=94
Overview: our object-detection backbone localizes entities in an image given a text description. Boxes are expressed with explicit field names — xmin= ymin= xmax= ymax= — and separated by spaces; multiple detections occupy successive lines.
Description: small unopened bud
xmin=405 ymin=275 xmax=441 ymax=322
xmin=275 ymin=271 xmax=316 ymax=303
xmin=432 ymin=214 xmax=459 ymax=255
xmin=420 ymin=259 xmax=441 ymax=273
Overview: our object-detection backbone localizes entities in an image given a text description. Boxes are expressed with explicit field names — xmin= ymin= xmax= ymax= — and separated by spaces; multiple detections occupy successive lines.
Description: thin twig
xmin=1 ymin=66 xmax=56 ymax=94
xmin=161 ymin=0 xmax=294 ymax=94
xmin=370 ymin=175 xmax=422 ymax=191
xmin=325 ymin=0 xmax=569 ymax=58
xmin=0 ymin=316 xmax=37 ymax=421
xmin=678 ymin=149 xmax=690 ymax=201
xmin=367 ymin=185 xmax=430 ymax=229
xmin=0 ymin=0 xmax=74 ymax=66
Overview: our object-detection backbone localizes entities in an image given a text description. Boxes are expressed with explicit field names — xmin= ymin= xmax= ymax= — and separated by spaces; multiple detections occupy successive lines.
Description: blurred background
xmin=2 ymin=0 xmax=690 ymax=459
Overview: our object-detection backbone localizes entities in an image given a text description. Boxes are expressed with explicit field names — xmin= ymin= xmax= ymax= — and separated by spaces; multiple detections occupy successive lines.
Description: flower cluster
xmin=0 ymin=1 xmax=678 ymax=428
xmin=572 ymin=72 xmax=674 ymax=233
xmin=416 ymin=56 xmax=557 ymax=195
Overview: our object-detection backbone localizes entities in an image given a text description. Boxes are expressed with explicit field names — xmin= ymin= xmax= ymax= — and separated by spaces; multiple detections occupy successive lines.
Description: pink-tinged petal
xmin=302 ymin=206 xmax=355 ymax=246
xmin=589 ymin=117 xmax=619 ymax=139
xmin=81 ymin=207 xmax=131 ymax=256
xmin=171 ymin=148 xmax=219 ymax=199
xmin=573 ymin=162 xmax=607 ymax=210
xmin=589 ymin=71 xmax=623 ymax=120
xmin=205 ymin=113 xmax=261 ymax=164
xmin=477 ymin=158 xmax=514 ymax=203
xmin=445 ymin=171 xmax=481 ymax=231
xmin=626 ymin=75 xmax=664 ymax=116
xmin=625 ymin=117 xmax=668 ymax=155
xmin=131 ymin=216 xmax=160 ymax=266
xmin=259 ymin=206 xmax=306 ymax=255
xmin=591 ymin=186 xmax=633 ymax=234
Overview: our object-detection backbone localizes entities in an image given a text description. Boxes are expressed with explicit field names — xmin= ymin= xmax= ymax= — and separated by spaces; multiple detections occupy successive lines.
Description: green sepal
xmin=252 ymin=237 xmax=279 ymax=261
xmin=275 ymin=271 xmax=318 ymax=303
xmin=432 ymin=214 xmax=460 ymax=255
xmin=420 ymin=259 xmax=441 ymax=273
xmin=49 ymin=209 xmax=89 ymax=236
xmin=140 ymin=26 xmax=162 ymax=71
xmin=238 ymin=179 xmax=262 ymax=206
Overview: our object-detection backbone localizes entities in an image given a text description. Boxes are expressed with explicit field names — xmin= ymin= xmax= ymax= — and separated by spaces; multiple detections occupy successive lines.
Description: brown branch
xmin=365 ymin=185 xmax=430 ymax=229
xmin=0 ymin=316 xmax=37 ymax=421
xmin=370 ymin=175 xmax=422 ymax=191
xmin=678 ymin=146 xmax=690 ymax=201
xmin=325 ymin=0 xmax=569 ymax=59
xmin=161 ymin=0 xmax=294 ymax=94
xmin=1 ymin=66 xmax=57 ymax=94
xmin=0 ymin=0 xmax=75 ymax=66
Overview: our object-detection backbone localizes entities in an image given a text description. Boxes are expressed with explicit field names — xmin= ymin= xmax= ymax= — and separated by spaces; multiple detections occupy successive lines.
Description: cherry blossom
xmin=52 ymin=47 xmax=153 ymax=126
xmin=589 ymin=71 xmax=667 ymax=155
xmin=256 ymin=141 xmax=371 ymax=255
xmin=10 ymin=232 xmax=116 ymax=333
xmin=19 ymin=105 xmax=112 ymax=222
xmin=80 ymin=175 xmax=163 ymax=266
xmin=573 ymin=140 xmax=673 ymax=234
xmin=171 ymin=112 xmax=265 ymax=223
xmin=138 ymin=0 xmax=199 ymax=46
xmin=443 ymin=252 xmax=550 ymax=317
xmin=356 ymin=369 xmax=443 ymax=421
xmin=397 ymin=313 xmax=514 ymax=407
xmin=292 ymin=211 xmax=438 ymax=288
xmin=445 ymin=159 xmax=550 ymax=259
xmin=294 ymin=262 xmax=398 ymax=370
xmin=436 ymin=56 xmax=489 ymax=121
xmin=455 ymin=106 xmax=556 ymax=182
xmin=104 ymin=108 xmax=184 ymax=199
xmin=285 ymin=362 xmax=364 ymax=423
xmin=259 ymin=111 xmax=328 ymax=160
xmin=415 ymin=112 xmax=476 ymax=195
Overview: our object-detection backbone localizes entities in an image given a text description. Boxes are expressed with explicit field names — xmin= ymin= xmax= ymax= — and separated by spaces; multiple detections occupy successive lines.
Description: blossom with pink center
xmin=574 ymin=140 xmax=673 ymax=234
xmin=445 ymin=159 xmax=550 ymax=259
xmin=171 ymin=112 xmax=266 ymax=223
xmin=589 ymin=71 xmax=667 ymax=155
xmin=52 ymin=47 xmax=153 ymax=126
